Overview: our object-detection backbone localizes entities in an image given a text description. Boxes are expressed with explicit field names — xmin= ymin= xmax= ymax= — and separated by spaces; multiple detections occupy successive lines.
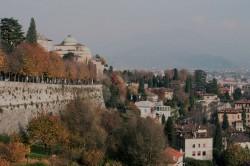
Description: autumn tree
xmin=27 ymin=113 xmax=69 ymax=153
xmin=0 ymin=18 xmax=24 ymax=53
xmin=106 ymin=117 xmax=165 ymax=166
xmin=26 ymin=17 xmax=37 ymax=44
xmin=0 ymin=49 xmax=8 ymax=72
xmin=47 ymin=51 xmax=65 ymax=78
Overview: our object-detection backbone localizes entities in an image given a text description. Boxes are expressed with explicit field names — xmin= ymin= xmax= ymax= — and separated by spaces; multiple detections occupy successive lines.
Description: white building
xmin=54 ymin=35 xmax=92 ymax=63
xmin=177 ymin=126 xmax=213 ymax=161
xmin=231 ymin=133 xmax=250 ymax=149
xmin=135 ymin=100 xmax=172 ymax=123
xmin=37 ymin=33 xmax=53 ymax=51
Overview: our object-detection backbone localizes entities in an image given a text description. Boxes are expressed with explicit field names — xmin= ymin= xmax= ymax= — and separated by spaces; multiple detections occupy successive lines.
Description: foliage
xmin=106 ymin=116 xmax=165 ymax=166
xmin=0 ymin=18 xmax=25 ymax=53
xmin=27 ymin=113 xmax=69 ymax=152
xmin=213 ymin=113 xmax=223 ymax=163
xmin=222 ymin=113 xmax=229 ymax=130
xmin=206 ymin=78 xmax=218 ymax=94
xmin=184 ymin=158 xmax=213 ymax=166
xmin=26 ymin=17 xmax=37 ymax=44
xmin=164 ymin=117 xmax=176 ymax=147
xmin=233 ymin=88 xmax=242 ymax=101
xmin=222 ymin=145 xmax=250 ymax=166
xmin=0 ymin=157 xmax=10 ymax=166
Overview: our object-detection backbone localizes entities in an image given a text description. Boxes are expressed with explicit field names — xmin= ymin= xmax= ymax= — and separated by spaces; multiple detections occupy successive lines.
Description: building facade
xmin=54 ymin=35 xmax=92 ymax=63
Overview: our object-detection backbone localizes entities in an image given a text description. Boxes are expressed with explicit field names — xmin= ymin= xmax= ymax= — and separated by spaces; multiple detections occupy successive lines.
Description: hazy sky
xmin=1 ymin=0 xmax=250 ymax=69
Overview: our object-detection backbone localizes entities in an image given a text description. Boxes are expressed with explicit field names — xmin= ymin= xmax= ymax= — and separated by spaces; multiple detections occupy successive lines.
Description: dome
xmin=62 ymin=35 xmax=78 ymax=45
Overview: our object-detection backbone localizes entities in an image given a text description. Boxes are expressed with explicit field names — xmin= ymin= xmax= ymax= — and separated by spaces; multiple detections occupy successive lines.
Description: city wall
xmin=0 ymin=81 xmax=104 ymax=134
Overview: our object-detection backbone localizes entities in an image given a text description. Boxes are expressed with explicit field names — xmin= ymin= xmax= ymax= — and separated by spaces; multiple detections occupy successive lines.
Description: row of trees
xmin=0 ymin=17 xmax=95 ymax=82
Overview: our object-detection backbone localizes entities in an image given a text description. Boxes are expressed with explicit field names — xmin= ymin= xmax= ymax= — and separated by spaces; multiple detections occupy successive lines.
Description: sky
xmin=1 ymin=0 xmax=250 ymax=70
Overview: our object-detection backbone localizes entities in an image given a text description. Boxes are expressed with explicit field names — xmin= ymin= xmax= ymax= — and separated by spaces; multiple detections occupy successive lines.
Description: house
xmin=176 ymin=125 xmax=213 ymax=161
xmin=163 ymin=147 xmax=184 ymax=166
xmin=218 ymin=108 xmax=242 ymax=127
xmin=196 ymin=94 xmax=220 ymax=119
xmin=135 ymin=101 xmax=155 ymax=118
xmin=135 ymin=100 xmax=172 ymax=123
xmin=89 ymin=58 xmax=104 ymax=81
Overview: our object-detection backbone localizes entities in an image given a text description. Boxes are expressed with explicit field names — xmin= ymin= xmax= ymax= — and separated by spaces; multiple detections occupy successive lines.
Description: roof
xmin=135 ymin=101 xmax=154 ymax=108
xmin=37 ymin=33 xmax=52 ymax=41
xmin=235 ymin=99 xmax=250 ymax=104
xmin=231 ymin=133 xmax=250 ymax=143
xmin=218 ymin=108 xmax=242 ymax=114
xmin=163 ymin=147 xmax=183 ymax=163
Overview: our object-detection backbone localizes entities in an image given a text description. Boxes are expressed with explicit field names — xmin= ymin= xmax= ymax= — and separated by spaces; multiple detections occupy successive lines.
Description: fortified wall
xmin=0 ymin=81 xmax=104 ymax=134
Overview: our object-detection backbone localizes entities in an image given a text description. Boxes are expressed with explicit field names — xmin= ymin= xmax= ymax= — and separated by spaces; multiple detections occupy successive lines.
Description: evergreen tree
xmin=161 ymin=114 xmax=166 ymax=125
xmin=0 ymin=18 xmax=24 ymax=53
xmin=206 ymin=78 xmax=218 ymax=94
xmin=213 ymin=113 xmax=223 ymax=162
xmin=138 ymin=78 xmax=146 ymax=98
xmin=173 ymin=68 xmax=179 ymax=80
xmin=26 ymin=17 xmax=37 ymax=43
xmin=242 ymin=111 xmax=246 ymax=128
xmin=222 ymin=113 xmax=229 ymax=130
xmin=233 ymin=88 xmax=242 ymax=101
xmin=185 ymin=76 xmax=192 ymax=93
xmin=164 ymin=117 xmax=176 ymax=147
xmin=163 ymin=75 xmax=170 ymax=88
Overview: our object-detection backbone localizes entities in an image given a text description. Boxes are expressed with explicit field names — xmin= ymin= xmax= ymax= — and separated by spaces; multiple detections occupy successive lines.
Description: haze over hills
xmin=107 ymin=54 xmax=237 ymax=70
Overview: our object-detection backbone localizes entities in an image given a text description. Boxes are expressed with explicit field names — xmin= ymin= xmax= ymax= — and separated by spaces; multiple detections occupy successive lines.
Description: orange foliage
xmin=0 ymin=158 xmax=10 ymax=166
xmin=111 ymin=73 xmax=127 ymax=101
xmin=0 ymin=49 xmax=8 ymax=72
xmin=7 ymin=142 xmax=28 ymax=162
xmin=82 ymin=149 xmax=104 ymax=166
xmin=48 ymin=52 xmax=65 ymax=78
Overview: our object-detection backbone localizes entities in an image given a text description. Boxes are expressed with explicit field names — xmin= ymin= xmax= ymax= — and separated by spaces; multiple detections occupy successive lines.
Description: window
xmin=203 ymin=151 xmax=206 ymax=156
xmin=198 ymin=151 xmax=201 ymax=156
xmin=192 ymin=144 xmax=195 ymax=148
xmin=192 ymin=151 xmax=196 ymax=156
xmin=203 ymin=144 xmax=206 ymax=148
xmin=198 ymin=144 xmax=201 ymax=148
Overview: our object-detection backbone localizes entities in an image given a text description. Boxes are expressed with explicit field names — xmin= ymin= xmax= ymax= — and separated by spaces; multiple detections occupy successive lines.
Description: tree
xmin=138 ymin=78 xmax=146 ymax=99
xmin=161 ymin=114 xmax=166 ymax=125
xmin=0 ymin=49 xmax=8 ymax=72
xmin=27 ymin=113 xmax=69 ymax=153
xmin=164 ymin=117 xmax=175 ymax=147
xmin=106 ymin=117 xmax=165 ymax=166
xmin=26 ymin=17 xmax=37 ymax=44
xmin=222 ymin=113 xmax=229 ymax=130
xmin=222 ymin=145 xmax=250 ymax=166
xmin=194 ymin=70 xmax=206 ymax=91
xmin=213 ymin=113 xmax=223 ymax=163
xmin=242 ymin=111 xmax=246 ymax=128
xmin=185 ymin=76 xmax=192 ymax=93
xmin=0 ymin=18 xmax=24 ymax=53
xmin=233 ymin=88 xmax=242 ymax=101
xmin=173 ymin=68 xmax=179 ymax=80
xmin=206 ymin=78 xmax=218 ymax=94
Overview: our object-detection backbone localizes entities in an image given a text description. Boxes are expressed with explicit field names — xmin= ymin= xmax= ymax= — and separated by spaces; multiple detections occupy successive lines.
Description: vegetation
xmin=26 ymin=17 xmax=37 ymax=44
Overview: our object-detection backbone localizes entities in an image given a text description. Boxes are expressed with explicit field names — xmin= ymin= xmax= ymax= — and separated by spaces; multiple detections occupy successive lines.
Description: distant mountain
xmin=177 ymin=55 xmax=236 ymax=70
xmin=108 ymin=54 xmax=236 ymax=70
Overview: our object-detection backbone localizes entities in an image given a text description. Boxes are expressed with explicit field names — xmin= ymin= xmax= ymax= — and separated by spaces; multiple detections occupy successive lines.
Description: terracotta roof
xmin=163 ymin=147 xmax=183 ymax=163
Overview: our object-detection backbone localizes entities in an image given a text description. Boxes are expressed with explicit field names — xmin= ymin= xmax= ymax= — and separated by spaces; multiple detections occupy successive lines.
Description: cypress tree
xmin=173 ymin=68 xmax=179 ymax=80
xmin=213 ymin=113 xmax=223 ymax=164
xmin=222 ymin=113 xmax=229 ymax=130
xmin=26 ymin=17 xmax=37 ymax=43
xmin=161 ymin=114 xmax=166 ymax=125
xmin=164 ymin=117 xmax=176 ymax=147
xmin=185 ymin=76 xmax=192 ymax=93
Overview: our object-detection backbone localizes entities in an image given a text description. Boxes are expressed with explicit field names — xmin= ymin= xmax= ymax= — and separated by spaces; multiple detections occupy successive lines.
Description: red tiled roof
xmin=163 ymin=147 xmax=183 ymax=163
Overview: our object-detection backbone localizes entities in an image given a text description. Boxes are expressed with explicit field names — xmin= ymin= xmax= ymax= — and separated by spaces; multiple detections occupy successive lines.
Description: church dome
xmin=62 ymin=35 xmax=78 ymax=45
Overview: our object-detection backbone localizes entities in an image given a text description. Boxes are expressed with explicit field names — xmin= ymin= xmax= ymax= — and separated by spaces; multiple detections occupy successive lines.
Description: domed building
xmin=54 ymin=35 xmax=92 ymax=63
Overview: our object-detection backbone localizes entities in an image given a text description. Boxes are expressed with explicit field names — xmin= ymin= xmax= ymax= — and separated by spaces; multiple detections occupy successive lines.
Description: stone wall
xmin=0 ymin=81 xmax=104 ymax=134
